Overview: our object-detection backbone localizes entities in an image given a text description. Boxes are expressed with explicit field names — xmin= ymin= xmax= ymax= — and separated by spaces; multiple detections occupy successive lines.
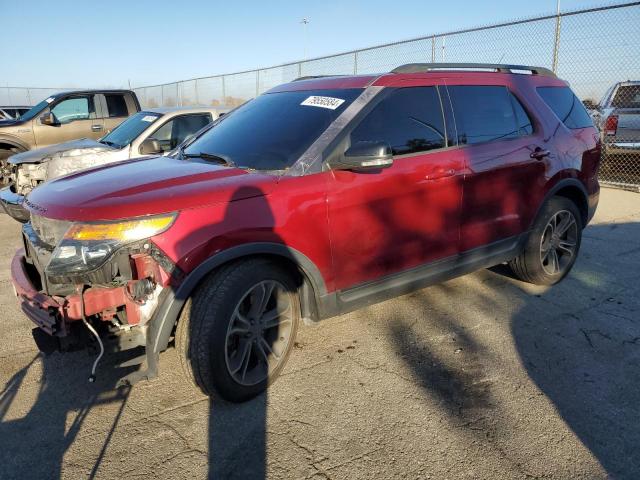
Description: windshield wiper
xmin=182 ymin=152 xmax=235 ymax=167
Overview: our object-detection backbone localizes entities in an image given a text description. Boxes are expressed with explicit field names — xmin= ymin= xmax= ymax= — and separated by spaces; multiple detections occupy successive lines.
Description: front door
xmin=327 ymin=86 xmax=464 ymax=291
xmin=32 ymin=94 xmax=104 ymax=147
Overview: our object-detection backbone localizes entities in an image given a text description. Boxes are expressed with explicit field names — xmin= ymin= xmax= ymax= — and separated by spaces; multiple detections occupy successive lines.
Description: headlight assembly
xmin=45 ymin=214 xmax=176 ymax=276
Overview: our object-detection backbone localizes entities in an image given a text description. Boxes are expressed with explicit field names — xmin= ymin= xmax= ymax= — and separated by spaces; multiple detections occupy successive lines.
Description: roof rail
xmin=391 ymin=63 xmax=556 ymax=77
xmin=292 ymin=75 xmax=346 ymax=82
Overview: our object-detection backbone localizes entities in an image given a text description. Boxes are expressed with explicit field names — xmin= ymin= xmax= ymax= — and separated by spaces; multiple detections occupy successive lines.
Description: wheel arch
xmin=538 ymin=178 xmax=589 ymax=228
xmin=149 ymin=243 xmax=327 ymax=354
xmin=0 ymin=135 xmax=29 ymax=153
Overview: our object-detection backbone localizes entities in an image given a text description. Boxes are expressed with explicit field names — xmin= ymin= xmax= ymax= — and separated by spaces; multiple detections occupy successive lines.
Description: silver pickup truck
xmin=593 ymin=81 xmax=640 ymax=159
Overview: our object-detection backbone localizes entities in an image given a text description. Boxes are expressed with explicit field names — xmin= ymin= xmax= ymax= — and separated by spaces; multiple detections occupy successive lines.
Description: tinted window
xmin=51 ymin=97 xmax=93 ymax=124
xmin=184 ymin=89 xmax=361 ymax=170
xmin=510 ymin=93 xmax=533 ymax=135
xmin=611 ymin=85 xmax=640 ymax=109
xmin=105 ymin=94 xmax=128 ymax=117
xmin=537 ymin=86 xmax=593 ymax=129
xmin=100 ymin=111 xmax=162 ymax=149
xmin=449 ymin=86 xmax=519 ymax=145
xmin=351 ymin=87 xmax=446 ymax=155
xmin=150 ymin=113 xmax=212 ymax=151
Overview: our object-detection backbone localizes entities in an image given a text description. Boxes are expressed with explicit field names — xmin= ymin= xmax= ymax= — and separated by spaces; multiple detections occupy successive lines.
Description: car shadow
xmin=0 ymin=349 xmax=137 ymax=479
xmin=388 ymin=221 xmax=640 ymax=477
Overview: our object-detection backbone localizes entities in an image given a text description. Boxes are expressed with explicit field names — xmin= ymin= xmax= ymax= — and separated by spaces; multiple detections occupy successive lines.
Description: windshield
xmin=183 ymin=88 xmax=362 ymax=170
xmin=612 ymin=85 xmax=640 ymax=109
xmin=16 ymin=98 xmax=51 ymax=122
xmin=100 ymin=111 xmax=162 ymax=148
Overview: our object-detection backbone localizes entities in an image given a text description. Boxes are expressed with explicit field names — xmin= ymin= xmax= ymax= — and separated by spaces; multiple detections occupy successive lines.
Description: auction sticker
xmin=301 ymin=96 xmax=345 ymax=110
xmin=142 ymin=115 xmax=159 ymax=122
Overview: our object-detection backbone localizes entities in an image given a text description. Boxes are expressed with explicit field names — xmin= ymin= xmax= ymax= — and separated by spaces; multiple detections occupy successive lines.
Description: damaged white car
xmin=0 ymin=106 xmax=228 ymax=222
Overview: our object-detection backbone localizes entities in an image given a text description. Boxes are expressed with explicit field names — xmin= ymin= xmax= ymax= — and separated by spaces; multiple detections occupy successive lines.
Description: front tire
xmin=508 ymin=196 xmax=582 ymax=286
xmin=176 ymin=259 xmax=300 ymax=402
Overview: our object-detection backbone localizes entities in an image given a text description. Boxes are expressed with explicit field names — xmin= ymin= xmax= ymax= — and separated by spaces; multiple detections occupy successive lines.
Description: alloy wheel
xmin=539 ymin=210 xmax=578 ymax=276
xmin=224 ymin=280 xmax=294 ymax=386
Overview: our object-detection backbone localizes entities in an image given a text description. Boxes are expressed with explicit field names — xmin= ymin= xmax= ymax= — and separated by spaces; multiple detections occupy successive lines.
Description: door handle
xmin=530 ymin=148 xmax=551 ymax=160
xmin=91 ymin=125 xmax=103 ymax=131
xmin=425 ymin=168 xmax=456 ymax=181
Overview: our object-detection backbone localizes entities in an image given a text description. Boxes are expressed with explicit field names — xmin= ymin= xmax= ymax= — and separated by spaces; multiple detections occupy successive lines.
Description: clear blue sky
xmin=2 ymin=0 xmax=597 ymax=89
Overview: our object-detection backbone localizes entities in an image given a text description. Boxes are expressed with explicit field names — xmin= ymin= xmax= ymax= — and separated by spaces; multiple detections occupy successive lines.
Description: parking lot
xmin=0 ymin=186 xmax=636 ymax=479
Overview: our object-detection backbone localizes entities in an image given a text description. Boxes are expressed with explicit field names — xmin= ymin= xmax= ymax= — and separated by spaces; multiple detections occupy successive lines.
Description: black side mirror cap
xmin=139 ymin=138 xmax=163 ymax=155
xmin=333 ymin=141 xmax=394 ymax=171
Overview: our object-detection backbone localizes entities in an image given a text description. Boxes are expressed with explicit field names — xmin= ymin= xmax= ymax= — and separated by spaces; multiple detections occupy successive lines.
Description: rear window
xmin=537 ymin=86 xmax=593 ymax=129
xmin=611 ymin=85 xmax=640 ymax=109
xmin=105 ymin=94 xmax=129 ymax=118
xmin=448 ymin=85 xmax=522 ymax=145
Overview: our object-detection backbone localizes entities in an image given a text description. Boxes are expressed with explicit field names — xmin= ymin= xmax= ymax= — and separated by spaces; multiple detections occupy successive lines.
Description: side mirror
xmin=40 ymin=112 xmax=57 ymax=126
xmin=334 ymin=141 xmax=393 ymax=171
xmin=139 ymin=138 xmax=163 ymax=155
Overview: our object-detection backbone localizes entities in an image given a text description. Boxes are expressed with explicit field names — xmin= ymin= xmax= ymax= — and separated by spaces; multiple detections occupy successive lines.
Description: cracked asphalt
xmin=0 ymin=187 xmax=639 ymax=479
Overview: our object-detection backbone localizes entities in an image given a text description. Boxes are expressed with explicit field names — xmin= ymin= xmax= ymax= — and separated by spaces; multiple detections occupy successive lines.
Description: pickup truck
xmin=0 ymin=89 xmax=140 ymax=183
xmin=592 ymin=81 xmax=640 ymax=182
xmin=1 ymin=106 xmax=228 ymax=222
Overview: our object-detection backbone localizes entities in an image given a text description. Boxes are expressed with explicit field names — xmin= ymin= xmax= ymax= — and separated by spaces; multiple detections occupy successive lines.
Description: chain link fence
xmin=2 ymin=2 xmax=639 ymax=188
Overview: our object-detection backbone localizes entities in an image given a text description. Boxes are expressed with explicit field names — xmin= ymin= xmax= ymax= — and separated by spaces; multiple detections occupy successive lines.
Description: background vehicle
xmin=0 ymin=106 xmax=31 ymax=120
xmin=591 ymin=81 xmax=640 ymax=183
xmin=1 ymin=106 xmax=229 ymax=222
xmin=10 ymin=64 xmax=600 ymax=402
xmin=0 ymin=89 xmax=140 ymax=183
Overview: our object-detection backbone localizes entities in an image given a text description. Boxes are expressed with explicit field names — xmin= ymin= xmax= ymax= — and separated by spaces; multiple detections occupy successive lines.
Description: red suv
xmin=11 ymin=63 xmax=600 ymax=402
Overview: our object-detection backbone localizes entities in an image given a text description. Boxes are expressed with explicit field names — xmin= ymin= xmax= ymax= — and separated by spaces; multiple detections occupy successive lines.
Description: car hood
xmin=25 ymin=155 xmax=279 ymax=222
xmin=9 ymin=138 xmax=113 ymax=165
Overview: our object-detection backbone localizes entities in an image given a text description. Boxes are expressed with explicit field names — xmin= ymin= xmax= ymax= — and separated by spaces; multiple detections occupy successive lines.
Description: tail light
xmin=604 ymin=115 xmax=618 ymax=136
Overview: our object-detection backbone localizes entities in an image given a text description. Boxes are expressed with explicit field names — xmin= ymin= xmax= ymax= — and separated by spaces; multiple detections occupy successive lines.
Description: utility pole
xmin=552 ymin=0 xmax=561 ymax=73
xmin=301 ymin=18 xmax=310 ymax=60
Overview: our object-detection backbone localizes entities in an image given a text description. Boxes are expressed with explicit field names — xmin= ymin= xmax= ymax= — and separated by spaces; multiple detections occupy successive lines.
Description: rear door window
xmin=351 ymin=86 xmax=447 ymax=155
xmin=448 ymin=85 xmax=520 ymax=145
xmin=537 ymin=86 xmax=593 ymax=129
xmin=510 ymin=93 xmax=534 ymax=136
xmin=105 ymin=94 xmax=129 ymax=118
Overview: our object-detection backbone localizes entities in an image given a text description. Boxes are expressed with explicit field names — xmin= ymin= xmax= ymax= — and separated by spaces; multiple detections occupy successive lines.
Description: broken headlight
xmin=45 ymin=214 xmax=176 ymax=276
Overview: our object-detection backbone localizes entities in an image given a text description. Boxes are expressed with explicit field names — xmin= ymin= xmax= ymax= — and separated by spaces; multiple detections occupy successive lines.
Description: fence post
xmin=178 ymin=82 xmax=182 ymax=106
xmin=552 ymin=1 xmax=562 ymax=73
xmin=354 ymin=51 xmax=358 ymax=75
xmin=195 ymin=79 xmax=199 ymax=105
xmin=431 ymin=36 xmax=436 ymax=62
xmin=256 ymin=70 xmax=260 ymax=97
xmin=221 ymin=76 xmax=226 ymax=105
xmin=298 ymin=62 xmax=302 ymax=78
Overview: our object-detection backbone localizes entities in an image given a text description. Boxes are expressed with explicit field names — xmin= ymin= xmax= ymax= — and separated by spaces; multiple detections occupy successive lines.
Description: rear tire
xmin=508 ymin=196 xmax=582 ymax=286
xmin=175 ymin=259 xmax=300 ymax=402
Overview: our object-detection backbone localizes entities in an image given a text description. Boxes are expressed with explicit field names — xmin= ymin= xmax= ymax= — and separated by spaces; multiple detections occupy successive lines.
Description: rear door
xmin=448 ymin=85 xmax=548 ymax=252
xmin=101 ymin=93 xmax=134 ymax=134
xmin=327 ymin=86 xmax=465 ymax=290
xmin=32 ymin=94 xmax=103 ymax=147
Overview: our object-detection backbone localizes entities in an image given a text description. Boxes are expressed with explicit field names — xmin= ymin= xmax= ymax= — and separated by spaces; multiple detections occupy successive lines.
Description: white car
xmin=1 ymin=106 xmax=229 ymax=221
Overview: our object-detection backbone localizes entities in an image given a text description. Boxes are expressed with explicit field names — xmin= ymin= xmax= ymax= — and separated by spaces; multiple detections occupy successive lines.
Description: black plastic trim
xmin=149 ymin=243 xmax=327 ymax=353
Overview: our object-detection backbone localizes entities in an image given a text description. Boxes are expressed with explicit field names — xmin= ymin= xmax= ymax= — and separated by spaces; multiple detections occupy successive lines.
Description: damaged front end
xmin=1 ymin=140 xmax=127 ymax=223
xmin=11 ymin=212 xmax=179 ymax=382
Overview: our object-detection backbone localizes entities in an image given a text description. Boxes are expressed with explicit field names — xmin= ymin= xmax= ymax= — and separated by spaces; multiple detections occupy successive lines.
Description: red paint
xmin=15 ymin=69 xmax=600 ymax=331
